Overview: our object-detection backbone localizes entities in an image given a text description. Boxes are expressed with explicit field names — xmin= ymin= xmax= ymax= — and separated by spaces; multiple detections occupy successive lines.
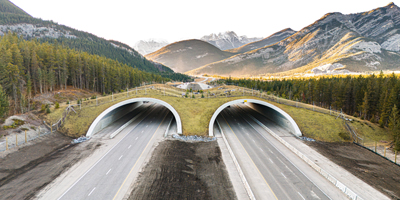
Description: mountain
xmin=134 ymin=39 xmax=169 ymax=55
xmin=201 ymin=31 xmax=262 ymax=50
xmin=226 ymin=28 xmax=296 ymax=54
xmin=0 ymin=0 xmax=30 ymax=16
xmin=0 ymin=0 xmax=177 ymax=75
xmin=186 ymin=3 xmax=400 ymax=77
xmin=146 ymin=39 xmax=235 ymax=73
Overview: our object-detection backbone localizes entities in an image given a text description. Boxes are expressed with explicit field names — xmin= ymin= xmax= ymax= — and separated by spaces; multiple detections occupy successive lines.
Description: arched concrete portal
xmin=209 ymin=99 xmax=302 ymax=137
xmin=86 ymin=98 xmax=182 ymax=137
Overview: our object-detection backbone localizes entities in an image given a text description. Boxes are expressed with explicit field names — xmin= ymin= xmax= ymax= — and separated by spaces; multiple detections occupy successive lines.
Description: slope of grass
xmin=46 ymin=86 xmax=389 ymax=143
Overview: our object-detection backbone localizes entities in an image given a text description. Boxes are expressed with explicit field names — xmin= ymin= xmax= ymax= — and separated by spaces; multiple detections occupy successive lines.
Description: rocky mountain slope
xmin=146 ymin=39 xmax=235 ymax=73
xmin=0 ymin=0 xmax=173 ymax=74
xmin=134 ymin=39 xmax=169 ymax=55
xmin=226 ymin=28 xmax=296 ymax=54
xmin=187 ymin=3 xmax=400 ymax=77
xmin=201 ymin=31 xmax=262 ymax=50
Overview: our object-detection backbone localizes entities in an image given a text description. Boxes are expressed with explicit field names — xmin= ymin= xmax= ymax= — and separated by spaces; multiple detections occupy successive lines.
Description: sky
xmin=9 ymin=0 xmax=399 ymax=48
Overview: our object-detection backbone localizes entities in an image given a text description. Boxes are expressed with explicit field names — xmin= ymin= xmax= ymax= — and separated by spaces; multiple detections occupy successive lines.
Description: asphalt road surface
xmin=218 ymin=104 xmax=331 ymax=200
xmin=57 ymin=104 xmax=170 ymax=200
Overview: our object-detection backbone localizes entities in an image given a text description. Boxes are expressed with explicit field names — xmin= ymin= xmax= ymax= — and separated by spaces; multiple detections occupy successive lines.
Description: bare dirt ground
xmin=128 ymin=139 xmax=237 ymax=200
xmin=307 ymin=142 xmax=400 ymax=200
xmin=0 ymin=132 xmax=98 ymax=200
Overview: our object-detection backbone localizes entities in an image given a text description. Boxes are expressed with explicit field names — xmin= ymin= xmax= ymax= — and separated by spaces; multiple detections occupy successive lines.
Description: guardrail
xmin=216 ymin=119 xmax=256 ymax=200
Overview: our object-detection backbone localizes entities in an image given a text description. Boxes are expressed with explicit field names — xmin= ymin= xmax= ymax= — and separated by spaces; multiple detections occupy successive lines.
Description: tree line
xmin=225 ymin=74 xmax=400 ymax=149
xmin=0 ymin=32 xmax=168 ymax=116
xmin=0 ymin=10 xmax=192 ymax=82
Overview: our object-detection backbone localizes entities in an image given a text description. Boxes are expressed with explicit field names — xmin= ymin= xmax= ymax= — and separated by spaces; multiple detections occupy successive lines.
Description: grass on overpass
xmin=45 ymin=85 xmax=388 ymax=143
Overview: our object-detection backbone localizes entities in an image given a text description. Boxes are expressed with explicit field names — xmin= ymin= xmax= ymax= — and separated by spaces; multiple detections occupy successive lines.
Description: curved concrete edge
xmin=86 ymin=98 xmax=182 ymax=137
xmin=208 ymin=99 xmax=302 ymax=137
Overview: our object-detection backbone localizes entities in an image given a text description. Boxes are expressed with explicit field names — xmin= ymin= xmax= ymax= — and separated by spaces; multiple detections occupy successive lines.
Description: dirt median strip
xmin=128 ymin=139 xmax=237 ymax=200
xmin=308 ymin=141 xmax=400 ymax=200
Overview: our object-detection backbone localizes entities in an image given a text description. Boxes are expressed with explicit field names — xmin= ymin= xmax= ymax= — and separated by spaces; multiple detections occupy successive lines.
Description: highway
xmin=218 ymin=103 xmax=332 ymax=200
xmin=57 ymin=104 xmax=171 ymax=200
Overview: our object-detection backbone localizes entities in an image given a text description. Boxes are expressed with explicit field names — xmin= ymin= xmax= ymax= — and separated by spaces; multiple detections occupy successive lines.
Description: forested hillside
xmin=0 ymin=0 xmax=29 ymax=16
xmin=225 ymin=74 xmax=400 ymax=149
xmin=0 ymin=0 xmax=192 ymax=81
xmin=0 ymin=32 xmax=167 ymax=116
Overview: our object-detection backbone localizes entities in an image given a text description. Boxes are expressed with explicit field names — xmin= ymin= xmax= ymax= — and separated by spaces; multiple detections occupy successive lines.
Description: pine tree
xmin=389 ymin=105 xmax=400 ymax=150
xmin=361 ymin=92 xmax=369 ymax=120
xmin=0 ymin=85 xmax=9 ymax=117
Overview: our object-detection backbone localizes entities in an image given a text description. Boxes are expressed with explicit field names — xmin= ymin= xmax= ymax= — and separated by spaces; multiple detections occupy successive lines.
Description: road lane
xmin=219 ymin=105 xmax=330 ymax=200
xmin=58 ymin=104 xmax=170 ymax=200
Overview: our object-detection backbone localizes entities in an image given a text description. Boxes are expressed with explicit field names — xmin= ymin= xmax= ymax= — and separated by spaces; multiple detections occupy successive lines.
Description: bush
xmin=46 ymin=107 xmax=51 ymax=114
xmin=67 ymin=100 xmax=70 ymax=105
xmin=192 ymin=94 xmax=195 ymax=98
xmin=55 ymin=102 xmax=60 ymax=109
xmin=338 ymin=132 xmax=351 ymax=141
xmin=41 ymin=104 xmax=46 ymax=112
xmin=91 ymin=95 xmax=97 ymax=99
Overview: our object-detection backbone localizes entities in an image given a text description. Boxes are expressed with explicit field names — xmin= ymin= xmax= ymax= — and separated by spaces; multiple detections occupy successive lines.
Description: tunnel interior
xmin=209 ymin=99 xmax=301 ymax=137
xmin=245 ymin=103 xmax=296 ymax=134
xmin=92 ymin=101 xmax=143 ymax=134
xmin=87 ymin=98 xmax=182 ymax=137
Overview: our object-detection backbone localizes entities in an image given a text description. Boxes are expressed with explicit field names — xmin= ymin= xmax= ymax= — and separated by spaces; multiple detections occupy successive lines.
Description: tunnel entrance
xmin=209 ymin=99 xmax=301 ymax=137
xmin=86 ymin=98 xmax=182 ymax=137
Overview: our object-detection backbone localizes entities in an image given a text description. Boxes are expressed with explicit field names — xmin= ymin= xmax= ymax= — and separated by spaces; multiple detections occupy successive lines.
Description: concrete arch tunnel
xmin=86 ymin=98 xmax=182 ymax=137
xmin=209 ymin=99 xmax=302 ymax=137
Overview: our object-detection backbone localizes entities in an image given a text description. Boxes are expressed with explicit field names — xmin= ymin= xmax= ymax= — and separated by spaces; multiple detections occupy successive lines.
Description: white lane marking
xmin=106 ymin=169 xmax=112 ymax=175
xmin=135 ymin=137 xmax=138 ymax=140
xmin=269 ymin=158 xmax=274 ymax=163
xmin=259 ymin=148 xmax=263 ymax=152
xmin=128 ymin=145 xmax=131 ymax=149
xmin=298 ymin=192 xmax=305 ymax=200
xmin=281 ymin=172 xmax=286 ymax=179
xmin=141 ymin=131 xmax=144 ymax=133
xmin=119 ymin=155 xmax=123 ymax=160
xmin=88 ymin=187 xmax=96 ymax=196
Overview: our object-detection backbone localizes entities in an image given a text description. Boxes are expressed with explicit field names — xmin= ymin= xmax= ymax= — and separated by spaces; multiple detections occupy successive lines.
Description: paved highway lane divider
xmin=244 ymin=112 xmax=364 ymax=200
xmin=110 ymin=104 xmax=155 ymax=139
xmin=216 ymin=119 xmax=256 ymax=200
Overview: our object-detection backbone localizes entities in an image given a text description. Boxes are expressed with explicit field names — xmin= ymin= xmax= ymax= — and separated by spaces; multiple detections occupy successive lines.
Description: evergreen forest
xmin=0 ymin=32 xmax=168 ymax=117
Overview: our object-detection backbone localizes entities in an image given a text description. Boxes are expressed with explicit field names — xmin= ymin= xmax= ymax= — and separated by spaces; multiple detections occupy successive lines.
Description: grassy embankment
xmin=46 ymin=85 xmax=389 ymax=143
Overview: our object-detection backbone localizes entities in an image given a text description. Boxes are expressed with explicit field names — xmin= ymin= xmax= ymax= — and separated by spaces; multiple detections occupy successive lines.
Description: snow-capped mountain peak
xmin=200 ymin=31 xmax=262 ymax=50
